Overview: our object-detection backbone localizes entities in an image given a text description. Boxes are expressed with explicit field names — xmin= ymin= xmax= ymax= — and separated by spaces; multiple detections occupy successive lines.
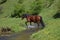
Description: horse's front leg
xmin=25 ymin=21 xmax=28 ymax=29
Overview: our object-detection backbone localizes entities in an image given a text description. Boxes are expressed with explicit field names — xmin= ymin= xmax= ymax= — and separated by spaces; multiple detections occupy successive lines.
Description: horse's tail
xmin=40 ymin=16 xmax=45 ymax=28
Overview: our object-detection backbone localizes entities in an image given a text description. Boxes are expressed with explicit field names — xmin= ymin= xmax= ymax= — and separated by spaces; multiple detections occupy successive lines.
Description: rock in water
xmin=28 ymin=25 xmax=35 ymax=29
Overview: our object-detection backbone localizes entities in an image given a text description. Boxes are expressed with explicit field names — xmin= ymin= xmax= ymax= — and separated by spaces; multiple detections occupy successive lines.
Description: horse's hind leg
xmin=40 ymin=17 xmax=45 ymax=29
xmin=37 ymin=22 xmax=40 ymax=29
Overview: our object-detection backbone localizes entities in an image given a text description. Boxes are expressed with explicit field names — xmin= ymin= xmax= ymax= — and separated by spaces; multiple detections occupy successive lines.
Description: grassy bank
xmin=0 ymin=18 xmax=26 ymax=32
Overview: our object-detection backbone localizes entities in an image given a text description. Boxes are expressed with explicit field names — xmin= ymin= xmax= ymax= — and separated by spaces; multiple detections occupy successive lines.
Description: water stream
xmin=0 ymin=28 xmax=40 ymax=40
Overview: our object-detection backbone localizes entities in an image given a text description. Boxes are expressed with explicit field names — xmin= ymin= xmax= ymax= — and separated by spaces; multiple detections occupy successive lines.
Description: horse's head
xmin=21 ymin=14 xmax=30 ymax=20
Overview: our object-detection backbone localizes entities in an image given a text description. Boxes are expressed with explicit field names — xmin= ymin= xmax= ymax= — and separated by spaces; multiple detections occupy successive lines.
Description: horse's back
xmin=27 ymin=15 xmax=41 ymax=22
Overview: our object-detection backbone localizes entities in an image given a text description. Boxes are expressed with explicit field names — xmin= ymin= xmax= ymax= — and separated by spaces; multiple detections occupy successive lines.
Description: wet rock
xmin=1 ymin=27 xmax=12 ymax=33
xmin=0 ymin=27 xmax=13 ymax=36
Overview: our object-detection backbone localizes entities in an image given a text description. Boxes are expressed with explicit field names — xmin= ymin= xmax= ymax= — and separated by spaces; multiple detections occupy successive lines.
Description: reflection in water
xmin=0 ymin=28 xmax=40 ymax=40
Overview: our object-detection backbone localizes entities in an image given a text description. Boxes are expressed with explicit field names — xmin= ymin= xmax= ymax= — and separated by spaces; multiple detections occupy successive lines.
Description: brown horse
xmin=21 ymin=14 xmax=45 ymax=28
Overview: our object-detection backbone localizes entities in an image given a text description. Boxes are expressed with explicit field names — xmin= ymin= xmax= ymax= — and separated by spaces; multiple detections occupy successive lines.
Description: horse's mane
xmin=22 ymin=13 xmax=39 ymax=18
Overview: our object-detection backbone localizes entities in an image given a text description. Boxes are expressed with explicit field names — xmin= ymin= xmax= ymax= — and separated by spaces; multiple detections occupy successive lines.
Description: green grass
xmin=31 ymin=19 xmax=60 ymax=40
xmin=0 ymin=18 xmax=26 ymax=32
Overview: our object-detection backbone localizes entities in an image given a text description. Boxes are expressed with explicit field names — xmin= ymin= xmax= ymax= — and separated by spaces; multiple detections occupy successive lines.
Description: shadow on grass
xmin=53 ymin=12 xmax=60 ymax=19
xmin=0 ymin=0 xmax=7 ymax=5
